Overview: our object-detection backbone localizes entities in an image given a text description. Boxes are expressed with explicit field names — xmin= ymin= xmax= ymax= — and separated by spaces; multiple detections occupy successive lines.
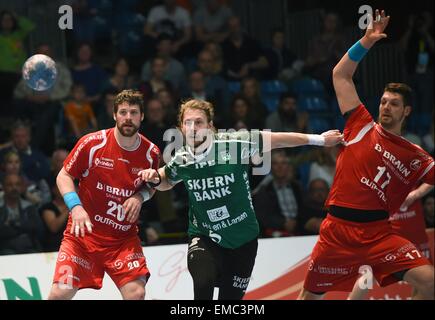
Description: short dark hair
xmin=384 ymin=83 xmax=413 ymax=107
xmin=280 ymin=91 xmax=297 ymax=103
xmin=113 ymin=90 xmax=144 ymax=114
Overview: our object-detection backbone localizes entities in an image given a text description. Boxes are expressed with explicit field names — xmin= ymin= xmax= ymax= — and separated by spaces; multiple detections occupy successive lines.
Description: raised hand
xmin=365 ymin=9 xmax=390 ymax=44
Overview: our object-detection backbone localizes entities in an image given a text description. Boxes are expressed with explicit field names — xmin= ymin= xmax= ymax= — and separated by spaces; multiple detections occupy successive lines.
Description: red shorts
xmin=416 ymin=242 xmax=432 ymax=263
xmin=303 ymin=214 xmax=431 ymax=293
xmin=53 ymin=234 xmax=150 ymax=290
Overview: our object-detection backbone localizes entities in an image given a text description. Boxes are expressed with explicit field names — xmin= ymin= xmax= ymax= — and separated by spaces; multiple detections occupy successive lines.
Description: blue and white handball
xmin=22 ymin=54 xmax=57 ymax=91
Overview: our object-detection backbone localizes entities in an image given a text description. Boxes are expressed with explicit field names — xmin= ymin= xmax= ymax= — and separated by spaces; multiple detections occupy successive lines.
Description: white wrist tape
xmin=307 ymin=134 xmax=325 ymax=146
xmin=139 ymin=189 xmax=151 ymax=203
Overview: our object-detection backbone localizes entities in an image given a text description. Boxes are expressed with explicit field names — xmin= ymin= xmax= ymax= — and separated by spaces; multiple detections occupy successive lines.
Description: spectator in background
xmin=422 ymin=193 xmax=434 ymax=228
xmin=144 ymin=0 xmax=192 ymax=55
xmin=0 ymin=150 xmax=50 ymax=207
xmin=204 ymin=41 xmax=224 ymax=75
xmin=97 ymin=89 xmax=117 ymax=130
xmin=297 ymin=178 xmax=329 ymax=235
xmin=240 ymin=77 xmax=268 ymax=126
xmin=400 ymin=12 xmax=434 ymax=113
xmin=139 ymin=57 xmax=174 ymax=102
xmin=64 ymin=83 xmax=98 ymax=140
xmin=265 ymin=92 xmax=310 ymax=133
xmin=39 ymin=181 xmax=69 ymax=252
xmin=102 ymin=57 xmax=137 ymax=93
xmin=422 ymin=119 xmax=434 ymax=156
xmin=140 ymin=99 xmax=169 ymax=153
xmin=182 ymin=70 xmax=211 ymax=102
xmin=193 ymin=0 xmax=232 ymax=44
xmin=71 ymin=42 xmax=107 ymax=104
xmin=304 ymin=12 xmax=345 ymax=95
xmin=0 ymin=10 xmax=34 ymax=104
xmin=0 ymin=121 xmax=50 ymax=182
xmin=222 ymin=16 xmax=269 ymax=80
xmin=225 ymin=96 xmax=262 ymax=130
xmin=70 ymin=0 xmax=97 ymax=45
xmin=0 ymin=174 xmax=44 ymax=255
xmin=264 ymin=28 xmax=304 ymax=81
xmin=197 ymin=49 xmax=230 ymax=113
xmin=253 ymin=151 xmax=303 ymax=237
xmin=156 ymin=88 xmax=178 ymax=126
xmin=46 ymin=148 xmax=69 ymax=187
xmin=308 ymin=145 xmax=339 ymax=188
xmin=141 ymin=34 xmax=186 ymax=91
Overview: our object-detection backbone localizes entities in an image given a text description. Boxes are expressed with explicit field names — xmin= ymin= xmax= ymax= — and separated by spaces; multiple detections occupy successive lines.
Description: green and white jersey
xmin=165 ymin=130 xmax=263 ymax=249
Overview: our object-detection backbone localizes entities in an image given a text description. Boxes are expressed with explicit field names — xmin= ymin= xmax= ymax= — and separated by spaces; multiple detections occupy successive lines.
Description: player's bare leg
xmin=347 ymin=276 xmax=370 ymax=300
xmin=403 ymin=265 xmax=434 ymax=300
xmin=119 ymin=278 xmax=146 ymax=300
xmin=47 ymin=283 xmax=78 ymax=300
xmin=297 ymin=288 xmax=325 ymax=300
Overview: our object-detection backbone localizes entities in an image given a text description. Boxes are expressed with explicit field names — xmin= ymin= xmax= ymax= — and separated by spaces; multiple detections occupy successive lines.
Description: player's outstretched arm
xmin=138 ymin=167 xmax=179 ymax=191
xmin=261 ymin=130 xmax=344 ymax=152
xmin=333 ymin=9 xmax=390 ymax=115
xmin=56 ymin=168 xmax=93 ymax=237
xmin=400 ymin=183 xmax=434 ymax=211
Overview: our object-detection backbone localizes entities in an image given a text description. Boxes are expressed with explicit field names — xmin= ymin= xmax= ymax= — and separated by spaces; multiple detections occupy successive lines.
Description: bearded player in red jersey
xmin=48 ymin=90 xmax=160 ymax=300
xmin=298 ymin=9 xmax=434 ymax=300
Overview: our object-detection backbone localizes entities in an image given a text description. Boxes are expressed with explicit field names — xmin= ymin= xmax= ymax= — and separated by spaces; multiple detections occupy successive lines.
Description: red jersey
xmin=327 ymin=105 xmax=434 ymax=213
xmin=389 ymin=198 xmax=429 ymax=247
xmin=63 ymin=128 xmax=160 ymax=242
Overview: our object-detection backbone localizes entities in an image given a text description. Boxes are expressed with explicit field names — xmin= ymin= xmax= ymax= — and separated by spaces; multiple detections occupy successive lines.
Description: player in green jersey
xmin=138 ymin=99 xmax=343 ymax=300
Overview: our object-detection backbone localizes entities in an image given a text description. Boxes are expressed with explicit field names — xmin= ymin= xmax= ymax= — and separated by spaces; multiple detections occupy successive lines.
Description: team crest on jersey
xmin=220 ymin=151 xmax=232 ymax=161
xmin=95 ymin=157 xmax=114 ymax=169
xmin=410 ymin=159 xmax=421 ymax=171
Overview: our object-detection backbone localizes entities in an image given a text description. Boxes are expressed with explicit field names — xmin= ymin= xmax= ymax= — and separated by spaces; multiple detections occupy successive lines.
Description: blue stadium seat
xmin=297 ymin=161 xmax=312 ymax=191
xmin=118 ymin=30 xmax=144 ymax=55
xmin=334 ymin=115 xmax=345 ymax=131
xmin=291 ymin=77 xmax=325 ymax=97
xmin=298 ymin=96 xmax=329 ymax=112
xmin=115 ymin=12 xmax=145 ymax=32
xmin=263 ymin=97 xmax=280 ymax=112
xmin=227 ymin=81 xmax=241 ymax=94
xmin=93 ymin=15 xmax=112 ymax=39
xmin=88 ymin=0 xmax=113 ymax=16
xmin=260 ymin=80 xmax=287 ymax=95
xmin=407 ymin=112 xmax=432 ymax=136
xmin=309 ymin=116 xmax=332 ymax=134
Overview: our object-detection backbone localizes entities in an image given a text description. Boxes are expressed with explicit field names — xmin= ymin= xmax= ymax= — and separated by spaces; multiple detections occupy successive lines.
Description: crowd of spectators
xmin=0 ymin=1 xmax=433 ymax=254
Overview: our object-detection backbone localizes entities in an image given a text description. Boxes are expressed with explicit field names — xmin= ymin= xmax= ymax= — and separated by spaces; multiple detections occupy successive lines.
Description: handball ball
xmin=22 ymin=54 xmax=57 ymax=91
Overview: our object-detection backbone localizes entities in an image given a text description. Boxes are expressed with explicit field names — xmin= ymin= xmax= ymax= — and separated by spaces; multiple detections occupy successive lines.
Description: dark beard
xmin=279 ymin=108 xmax=296 ymax=121
xmin=117 ymin=123 xmax=139 ymax=137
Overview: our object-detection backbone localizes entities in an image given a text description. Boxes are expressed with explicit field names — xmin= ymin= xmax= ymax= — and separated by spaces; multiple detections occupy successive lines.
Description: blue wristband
xmin=348 ymin=40 xmax=369 ymax=62
xmin=63 ymin=191 xmax=82 ymax=211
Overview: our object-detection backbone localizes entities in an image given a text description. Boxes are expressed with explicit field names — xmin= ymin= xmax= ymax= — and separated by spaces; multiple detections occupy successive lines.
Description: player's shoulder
xmin=76 ymin=129 xmax=108 ymax=148
xmin=407 ymin=141 xmax=434 ymax=162
xmin=385 ymin=131 xmax=434 ymax=162
xmin=138 ymin=133 xmax=161 ymax=156
xmin=345 ymin=104 xmax=373 ymax=123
